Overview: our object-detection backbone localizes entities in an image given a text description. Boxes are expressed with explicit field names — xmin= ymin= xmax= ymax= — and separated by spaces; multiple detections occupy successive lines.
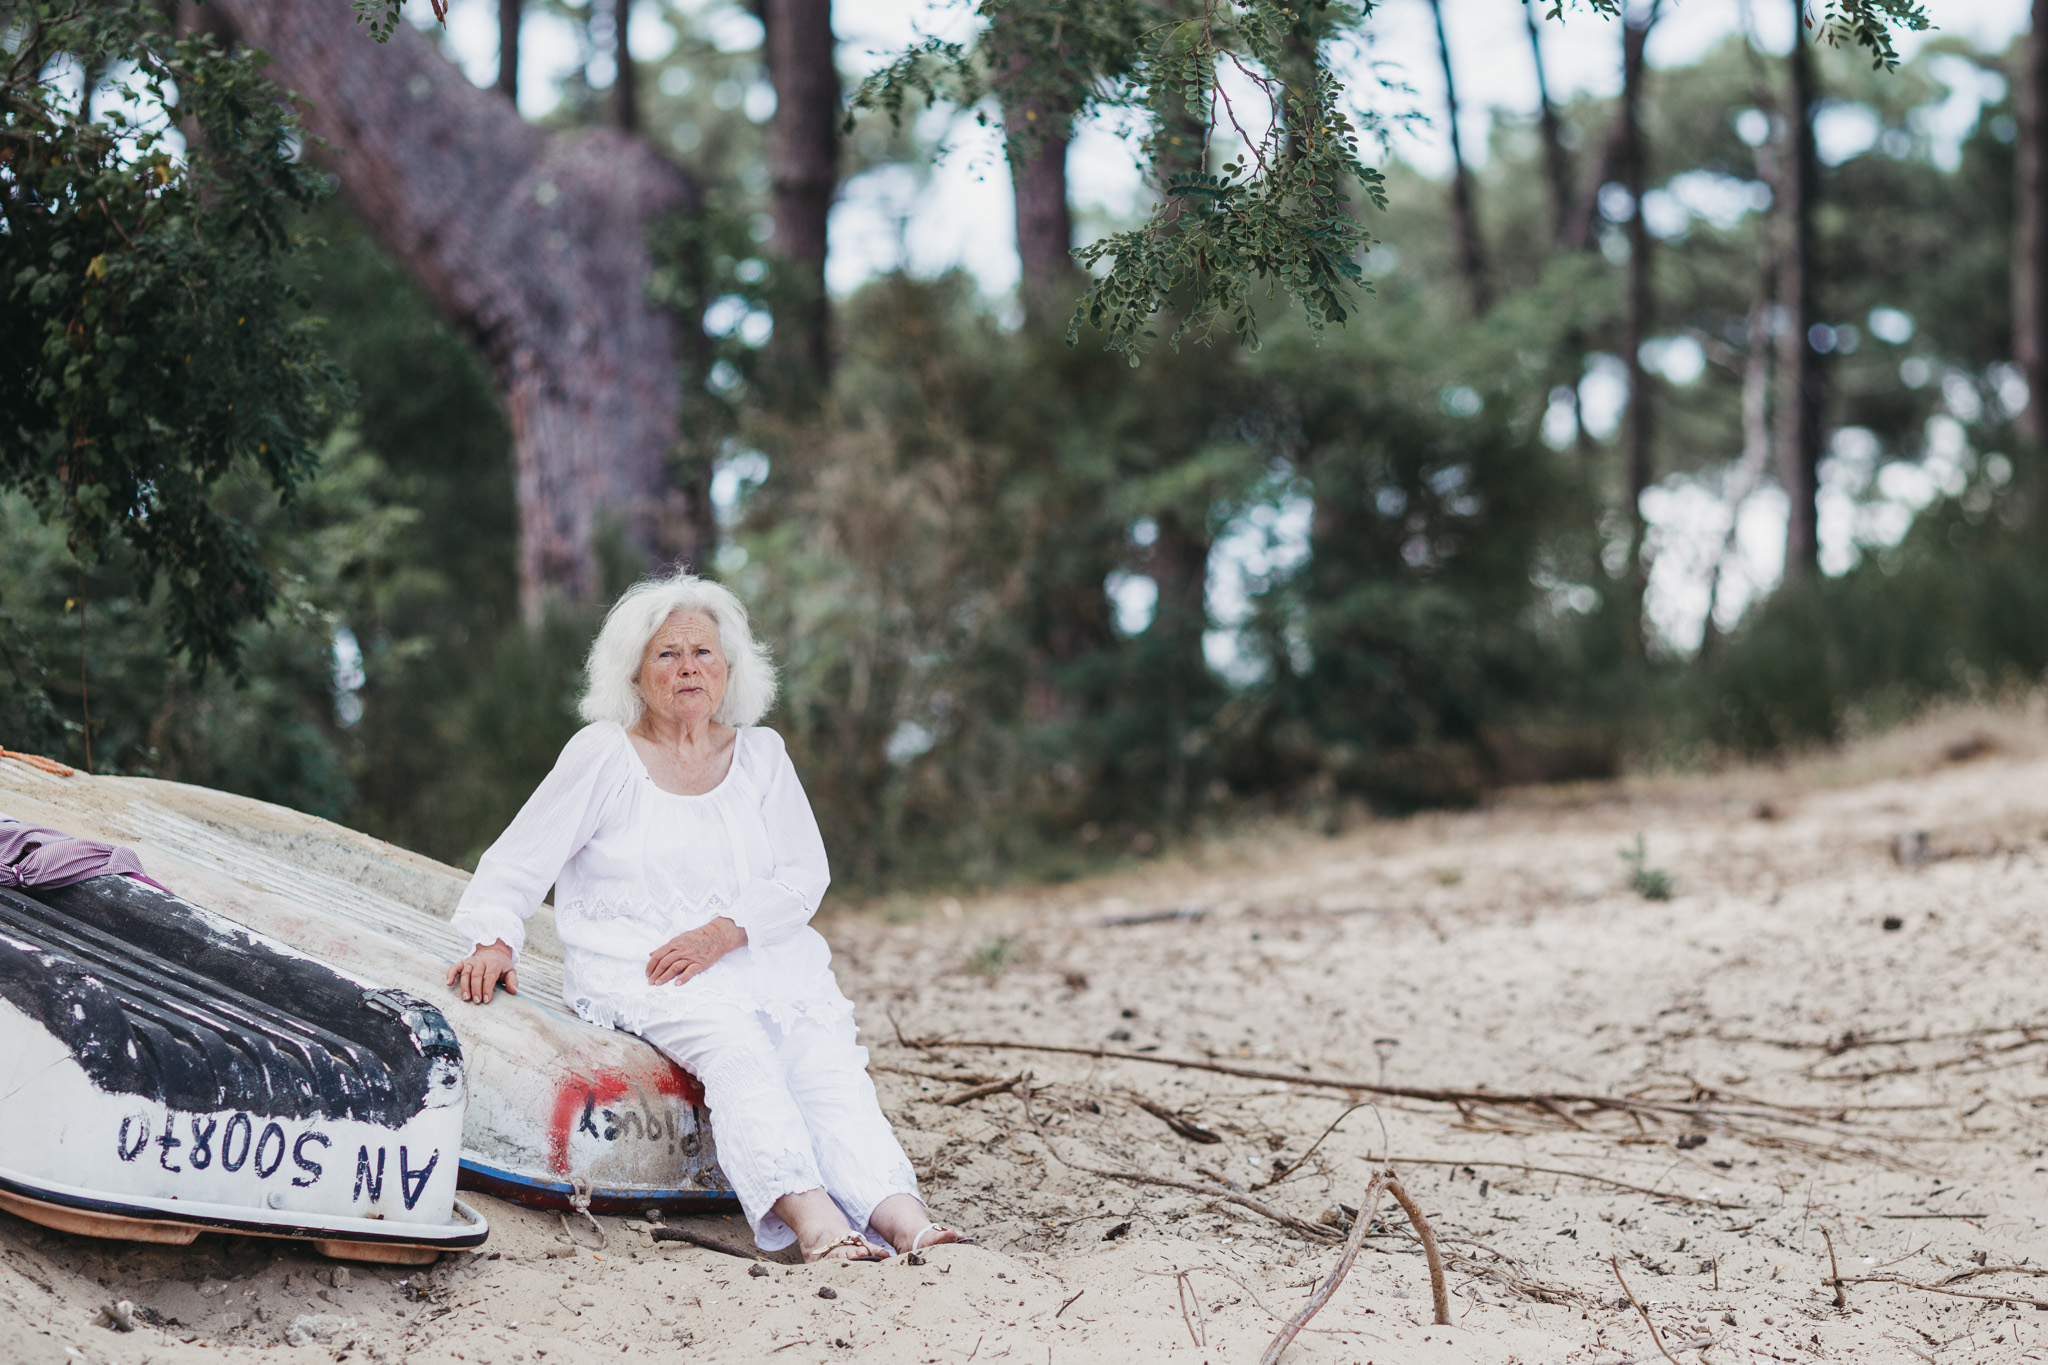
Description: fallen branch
xmin=1069 ymin=1165 xmax=1338 ymax=1243
xmin=649 ymin=1226 xmax=759 ymax=1260
xmin=1258 ymin=1171 xmax=1391 ymax=1365
xmin=1602 ymin=1336 xmax=1718 ymax=1365
xmin=1386 ymin=1175 xmax=1450 ymax=1325
xmin=1837 ymin=1274 xmax=2048 ymax=1309
xmin=1378 ymin=1155 xmax=1747 ymax=1210
xmin=1257 ymin=1100 xmax=1373 ymax=1189
xmin=871 ymin=1063 xmax=1002 ymax=1086
xmin=938 ymin=1073 xmax=1029 ymax=1107
xmin=1611 ymin=1255 xmax=1684 ymax=1365
xmin=1821 ymin=1227 xmax=1847 ymax=1309
xmin=1124 ymin=1092 xmax=1223 ymax=1144
xmin=914 ymin=1036 xmax=1882 ymax=1127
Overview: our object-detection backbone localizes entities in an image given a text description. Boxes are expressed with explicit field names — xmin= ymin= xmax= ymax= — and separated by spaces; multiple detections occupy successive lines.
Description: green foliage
xmin=965 ymin=935 xmax=1023 ymax=979
xmin=1551 ymin=0 xmax=1930 ymax=68
xmin=0 ymin=1 xmax=340 ymax=673
xmin=1071 ymin=68 xmax=1385 ymax=358
xmin=854 ymin=1 xmax=1385 ymax=361
xmin=1619 ymin=834 xmax=1674 ymax=901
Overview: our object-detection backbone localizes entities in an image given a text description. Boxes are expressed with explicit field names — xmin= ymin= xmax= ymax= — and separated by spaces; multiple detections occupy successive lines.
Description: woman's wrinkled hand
xmin=647 ymin=917 xmax=746 ymax=987
xmin=447 ymin=939 xmax=519 ymax=1004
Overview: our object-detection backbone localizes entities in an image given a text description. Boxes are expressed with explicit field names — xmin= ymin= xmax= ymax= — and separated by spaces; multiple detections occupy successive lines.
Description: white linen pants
xmin=639 ymin=1006 xmax=921 ymax=1251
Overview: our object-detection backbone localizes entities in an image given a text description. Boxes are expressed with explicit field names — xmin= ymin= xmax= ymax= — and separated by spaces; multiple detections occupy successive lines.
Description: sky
xmin=419 ymin=0 xmax=2035 ymax=658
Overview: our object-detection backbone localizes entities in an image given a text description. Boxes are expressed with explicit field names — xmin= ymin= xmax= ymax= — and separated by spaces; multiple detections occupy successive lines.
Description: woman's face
xmin=634 ymin=610 xmax=729 ymax=730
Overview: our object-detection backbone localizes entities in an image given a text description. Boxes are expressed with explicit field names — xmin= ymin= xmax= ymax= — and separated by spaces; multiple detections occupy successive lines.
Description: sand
xmin=8 ymin=701 xmax=2048 ymax=1363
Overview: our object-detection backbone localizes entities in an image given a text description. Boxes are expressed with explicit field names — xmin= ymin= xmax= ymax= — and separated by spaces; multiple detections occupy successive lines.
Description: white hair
xmin=579 ymin=571 xmax=778 ymax=729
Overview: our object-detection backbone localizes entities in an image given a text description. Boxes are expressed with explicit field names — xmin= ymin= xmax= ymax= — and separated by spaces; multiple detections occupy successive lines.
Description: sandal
xmin=807 ymin=1232 xmax=887 ymax=1264
xmin=901 ymin=1224 xmax=964 ymax=1263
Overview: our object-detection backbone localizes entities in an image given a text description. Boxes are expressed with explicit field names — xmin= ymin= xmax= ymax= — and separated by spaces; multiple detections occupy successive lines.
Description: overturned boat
xmin=0 ymin=755 xmax=733 ymax=1219
xmin=0 ymin=855 xmax=485 ymax=1264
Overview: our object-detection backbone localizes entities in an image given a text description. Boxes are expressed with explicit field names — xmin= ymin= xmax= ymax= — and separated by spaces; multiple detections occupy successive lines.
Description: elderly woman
xmin=444 ymin=572 xmax=959 ymax=1263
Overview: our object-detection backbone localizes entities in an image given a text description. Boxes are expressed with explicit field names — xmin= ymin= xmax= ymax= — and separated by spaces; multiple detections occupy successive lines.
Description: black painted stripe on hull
xmin=0 ymin=876 xmax=457 ymax=1124
xmin=456 ymin=1159 xmax=737 ymax=1215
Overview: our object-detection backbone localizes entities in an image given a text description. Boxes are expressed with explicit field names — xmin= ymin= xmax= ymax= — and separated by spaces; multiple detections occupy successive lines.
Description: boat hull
xmin=0 ymin=874 xmax=483 ymax=1261
xmin=0 ymin=758 xmax=735 ymax=1219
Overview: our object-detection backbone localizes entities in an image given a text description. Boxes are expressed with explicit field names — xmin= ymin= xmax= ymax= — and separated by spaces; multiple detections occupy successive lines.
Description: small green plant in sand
xmin=966 ymin=936 xmax=1022 ymax=980
xmin=1621 ymin=835 xmax=1676 ymax=901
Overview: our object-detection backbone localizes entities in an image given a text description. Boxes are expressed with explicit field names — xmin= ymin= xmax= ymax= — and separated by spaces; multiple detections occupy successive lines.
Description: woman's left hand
xmin=646 ymin=916 xmax=746 ymax=986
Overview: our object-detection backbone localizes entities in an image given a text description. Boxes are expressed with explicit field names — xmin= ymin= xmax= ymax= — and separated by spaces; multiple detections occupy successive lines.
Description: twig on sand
xmin=1821 ymin=1227 xmax=1847 ymax=1308
xmin=1258 ymin=1171 xmax=1392 ymax=1365
xmin=1055 ymin=1289 xmax=1084 ymax=1317
xmin=1070 ymin=1164 xmax=1338 ymax=1242
xmin=1257 ymin=1101 xmax=1373 ymax=1189
xmin=1611 ymin=1256 xmax=1683 ymax=1365
xmin=871 ymin=1062 xmax=1002 ymax=1086
xmin=938 ymin=1073 xmax=1030 ymax=1106
xmin=1176 ymin=1270 xmax=1207 ymax=1348
xmin=1386 ymin=1176 xmax=1450 ymax=1325
xmin=1378 ymin=1155 xmax=1746 ymax=1211
xmin=1836 ymin=1274 xmax=2048 ymax=1309
xmin=649 ymin=1226 xmax=759 ymax=1260
xmin=1603 ymin=1336 xmax=1718 ymax=1364
xmin=913 ymin=1036 xmax=1873 ymax=1129
xmin=1124 ymin=1091 xmax=1223 ymax=1144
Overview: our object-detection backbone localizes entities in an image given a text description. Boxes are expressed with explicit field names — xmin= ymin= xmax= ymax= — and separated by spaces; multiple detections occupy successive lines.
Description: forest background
xmin=3 ymin=0 xmax=2039 ymax=894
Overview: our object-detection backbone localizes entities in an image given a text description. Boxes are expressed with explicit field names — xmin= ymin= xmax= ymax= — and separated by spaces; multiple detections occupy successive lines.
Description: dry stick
xmin=871 ymin=1063 xmax=1002 ymax=1086
xmin=1175 ymin=1270 xmax=1207 ymax=1348
xmin=1386 ymin=1176 xmax=1451 ymax=1326
xmin=1257 ymin=1171 xmax=1392 ymax=1365
xmin=648 ymin=1227 xmax=758 ymax=1261
xmin=1055 ymin=1289 xmax=1084 ymax=1318
xmin=1379 ymin=1155 xmax=1745 ymax=1211
xmin=919 ymin=1036 xmax=1877 ymax=1123
xmin=1256 ymin=1100 xmax=1373 ymax=1190
xmin=1071 ymin=1165 xmax=1338 ymax=1243
xmin=938 ymin=1073 xmax=1029 ymax=1107
xmin=1124 ymin=1091 xmax=1223 ymax=1144
xmin=1606 ymin=1337 xmax=1718 ymax=1365
xmin=1836 ymin=1275 xmax=2048 ymax=1309
xmin=1611 ymin=1256 xmax=1684 ymax=1365
xmin=1821 ymin=1227 xmax=1847 ymax=1309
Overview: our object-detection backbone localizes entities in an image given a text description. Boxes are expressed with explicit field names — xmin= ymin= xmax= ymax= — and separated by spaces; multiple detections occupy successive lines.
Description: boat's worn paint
xmin=0 ymin=869 xmax=480 ymax=1257
xmin=0 ymin=760 xmax=735 ymax=1215
xmin=0 ymin=876 xmax=459 ymax=1125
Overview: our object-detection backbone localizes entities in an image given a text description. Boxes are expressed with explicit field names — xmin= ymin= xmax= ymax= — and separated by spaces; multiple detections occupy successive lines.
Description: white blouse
xmin=449 ymin=722 xmax=851 ymax=1034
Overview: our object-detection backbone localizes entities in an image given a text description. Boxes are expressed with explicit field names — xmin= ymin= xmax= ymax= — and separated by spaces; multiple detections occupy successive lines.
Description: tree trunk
xmin=1425 ymin=0 xmax=1489 ymax=315
xmin=760 ymin=0 xmax=838 ymax=401
xmin=496 ymin=0 xmax=519 ymax=102
xmin=214 ymin=0 xmax=705 ymax=619
xmin=1619 ymin=1 xmax=1657 ymax=653
xmin=614 ymin=0 xmax=638 ymax=133
xmin=1278 ymin=0 xmax=1325 ymax=163
xmin=1776 ymin=3 xmax=1822 ymax=577
xmin=1008 ymin=113 xmax=1075 ymax=324
xmin=1524 ymin=4 xmax=1573 ymax=246
xmin=2015 ymin=0 xmax=2048 ymax=447
xmin=991 ymin=27 xmax=1077 ymax=329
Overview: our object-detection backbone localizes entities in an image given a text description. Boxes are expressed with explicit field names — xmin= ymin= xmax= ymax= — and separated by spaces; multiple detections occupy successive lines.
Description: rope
xmin=0 ymin=747 xmax=76 ymax=777
xmin=559 ymin=1175 xmax=608 ymax=1250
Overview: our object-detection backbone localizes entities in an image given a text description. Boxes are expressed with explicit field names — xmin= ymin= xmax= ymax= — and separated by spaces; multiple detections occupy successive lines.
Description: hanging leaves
xmin=0 ymin=1 xmax=341 ymax=671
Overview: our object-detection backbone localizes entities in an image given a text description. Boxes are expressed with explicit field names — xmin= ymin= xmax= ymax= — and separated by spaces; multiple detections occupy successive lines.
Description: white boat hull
xmin=0 ymin=757 xmax=732 ymax=1217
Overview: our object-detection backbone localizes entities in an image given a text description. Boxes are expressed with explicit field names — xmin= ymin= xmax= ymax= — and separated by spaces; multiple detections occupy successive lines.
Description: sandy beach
xmin=8 ymin=701 xmax=2048 ymax=1364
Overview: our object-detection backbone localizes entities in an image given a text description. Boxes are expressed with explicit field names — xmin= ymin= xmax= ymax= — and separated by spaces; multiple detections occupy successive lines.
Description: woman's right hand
xmin=447 ymin=939 xmax=519 ymax=1004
